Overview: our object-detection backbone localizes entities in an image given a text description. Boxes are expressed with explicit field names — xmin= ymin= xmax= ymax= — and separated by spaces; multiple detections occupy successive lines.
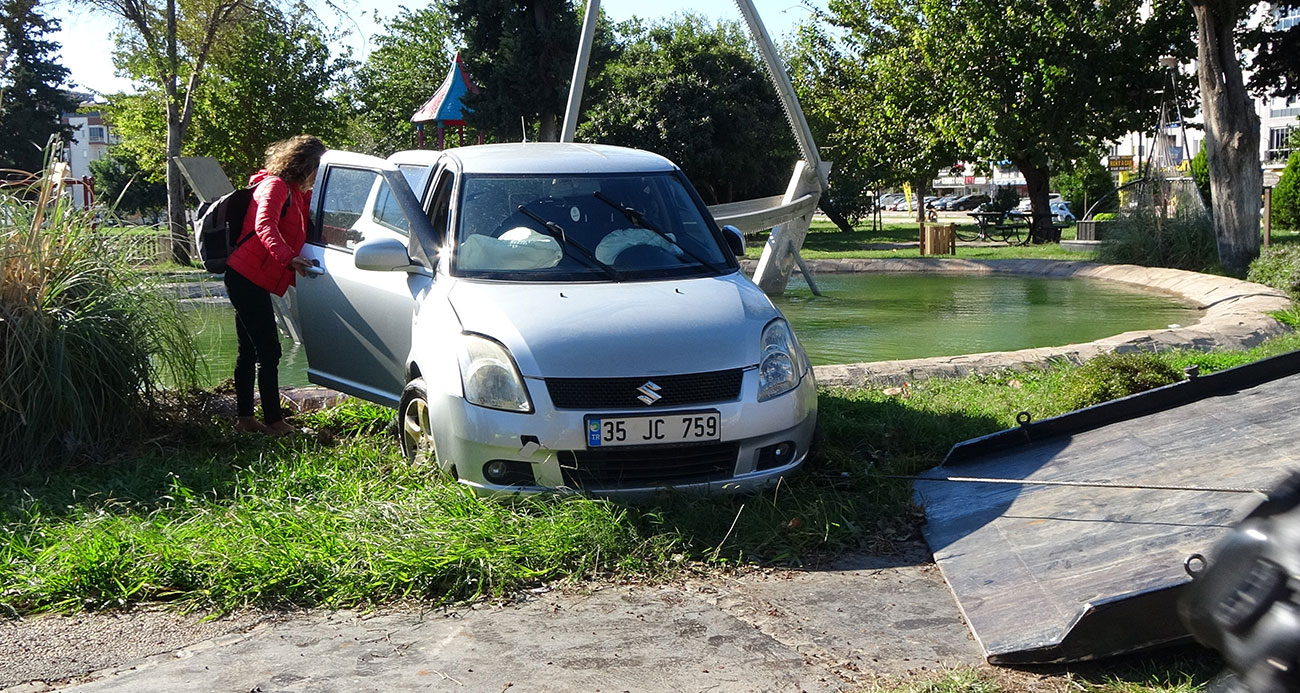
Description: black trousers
xmin=224 ymin=268 xmax=284 ymax=423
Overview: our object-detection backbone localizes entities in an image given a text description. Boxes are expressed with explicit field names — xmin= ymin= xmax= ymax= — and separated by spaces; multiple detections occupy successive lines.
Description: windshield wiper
xmin=592 ymin=191 xmax=724 ymax=273
xmin=516 ymin=203 xmax=621 ymax=281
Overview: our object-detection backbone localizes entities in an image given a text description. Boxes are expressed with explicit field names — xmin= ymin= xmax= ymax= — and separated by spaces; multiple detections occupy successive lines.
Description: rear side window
xmin=317 ymin=167 xmax=378 ymax=249
xmin=372 ymin=182 xmax=413 ymax=236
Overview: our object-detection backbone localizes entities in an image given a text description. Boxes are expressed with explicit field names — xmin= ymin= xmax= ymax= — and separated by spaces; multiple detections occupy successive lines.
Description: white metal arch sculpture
xmin=560 ymin=0 xmax=830 ymax=295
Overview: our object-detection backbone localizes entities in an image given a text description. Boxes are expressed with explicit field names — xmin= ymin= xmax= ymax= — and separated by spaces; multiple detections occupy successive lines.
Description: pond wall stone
xmin=773 ymin=258 xmax=1295 ymax=388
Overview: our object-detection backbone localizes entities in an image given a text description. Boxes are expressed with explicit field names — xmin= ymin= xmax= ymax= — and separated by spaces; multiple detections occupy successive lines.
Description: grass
xmin=5 ymin=332 xmax=1298 ymax=617
xmin=748 ymin=219 xmax=1091 ymax=261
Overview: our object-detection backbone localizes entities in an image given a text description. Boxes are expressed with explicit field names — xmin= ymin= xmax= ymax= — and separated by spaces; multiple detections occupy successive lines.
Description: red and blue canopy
xmin=411 ymin=52 xmax=479 ymax=126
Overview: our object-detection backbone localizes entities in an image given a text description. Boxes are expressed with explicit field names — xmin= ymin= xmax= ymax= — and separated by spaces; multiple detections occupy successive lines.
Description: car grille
xmin=559 ymin=442 xmax=740 ymax=489
xmin=545 ymin=369 xmax=744 ymax=409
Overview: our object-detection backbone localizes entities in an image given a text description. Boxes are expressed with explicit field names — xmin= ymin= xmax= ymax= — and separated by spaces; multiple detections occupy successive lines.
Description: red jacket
xmin=226 ymin=171 xmax=312 ymax=296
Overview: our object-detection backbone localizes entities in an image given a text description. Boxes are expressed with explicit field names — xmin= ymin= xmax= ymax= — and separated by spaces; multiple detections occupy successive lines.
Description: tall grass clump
xmin=1098 ymin=175 xmax=1219 ymax=272
xmin=0 ymin=147 xmax=199 ymax=469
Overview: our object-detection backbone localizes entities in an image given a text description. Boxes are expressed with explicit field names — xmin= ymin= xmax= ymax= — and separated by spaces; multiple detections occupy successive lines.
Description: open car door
xmin=278 ymin=151 xmax=438 ymax=407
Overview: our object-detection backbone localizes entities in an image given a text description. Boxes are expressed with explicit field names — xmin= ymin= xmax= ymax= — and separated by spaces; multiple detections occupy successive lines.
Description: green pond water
xmin=771 ymin=273 xmax=1201 ymax=366
xmin=185 ymin=273 xmax=1201 ymax=387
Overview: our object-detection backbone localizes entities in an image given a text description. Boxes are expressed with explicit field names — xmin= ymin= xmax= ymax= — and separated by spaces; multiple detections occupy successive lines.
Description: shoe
xmin=234 ymin=417 xmax=269 ymax=434
xmin=265 ymin=420 xmax=299 ymax=437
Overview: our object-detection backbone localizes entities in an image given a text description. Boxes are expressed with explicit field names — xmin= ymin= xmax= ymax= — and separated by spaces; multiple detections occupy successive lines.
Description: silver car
xmin=281 ymin=143 xmax=817 ymax=495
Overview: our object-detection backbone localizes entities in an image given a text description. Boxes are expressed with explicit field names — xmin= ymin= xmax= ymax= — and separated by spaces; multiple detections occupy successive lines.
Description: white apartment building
xmin=61 ymin=103 xmax=117 ymax=208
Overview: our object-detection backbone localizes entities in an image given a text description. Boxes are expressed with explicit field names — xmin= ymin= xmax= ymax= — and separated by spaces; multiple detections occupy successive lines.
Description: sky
xmin=50 ymin=0 xmax=821 ymax=96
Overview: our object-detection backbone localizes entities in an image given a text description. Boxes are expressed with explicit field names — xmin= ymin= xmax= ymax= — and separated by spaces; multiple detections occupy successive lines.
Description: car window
xmin=318 ymin=166 xmax=379 ymax=249
xmin=454 ymin=172 xmax=732 ymax=281
xmin=427 ymin=170 xmax=454 ymax=245
xmin=371 ymin=180 xmax=413 ymax=236
xmin=397 ymin=164 xmax=432 ymax=200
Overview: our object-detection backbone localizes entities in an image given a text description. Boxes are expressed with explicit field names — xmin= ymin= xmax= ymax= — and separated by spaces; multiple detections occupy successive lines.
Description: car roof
xmin=389 ymin=143 xmax=678 ymax=175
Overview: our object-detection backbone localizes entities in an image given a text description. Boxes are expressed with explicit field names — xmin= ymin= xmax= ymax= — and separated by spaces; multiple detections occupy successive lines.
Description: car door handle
xmin=303 ymin=264 xmax=325 ymax=277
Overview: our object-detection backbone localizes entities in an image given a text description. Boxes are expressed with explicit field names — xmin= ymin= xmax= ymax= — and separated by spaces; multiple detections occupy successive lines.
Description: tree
xmin=448 ymin=0 xmax=585 ymax=142
xmin=579 ymin=15 xmax=794 ymax=204
xmin=87 ymin=0 xmax=252 ymax=264
xmin=107 ymin=3 xmax=348 ymax=189
xmin=1188 ymin=0 xmax=1261 ymax=273
xmin=186 ymin=3 xmax=350 ymax=181
xmin=849 ymin=0 xmax=1193 ymax=242
xmin=345 ymin=5 xmax=457 ymax=156
xmin=1245 ymin=2 xmax=1300 ymax=100
xmin=0 ymin=0 xmax=77 ymax=174
xmin=1051 ymin=153 xmax=1118 ymax=216
xmin=88 ymin=147 xmax=168 ymax=218
xmin=788 ymin=17 xmax=961 ymax=226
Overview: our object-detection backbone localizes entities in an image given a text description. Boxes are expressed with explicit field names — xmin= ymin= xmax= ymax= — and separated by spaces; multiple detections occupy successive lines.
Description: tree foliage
xmin=449 ymin=0 xmax=588 ymax=142
xmin=88 ymin=147 xmax=168 ymax=218
xmin=107 ymin=3 xmax=349 ymax=186
xmin=1051 ymin=153 xmax=1117 ymax=217
xmin=344 ymin=5 xmax=457 ymax=156
xmin=788 ymin=16 xmax=961 ymax=224
xmin=0 ymin=0 xmax=77 ymax=173
xmin=579 ymin=15 xmax=795 ymax=205
xmin=1245 ymin=2 xmax=1300 ymax=100
xmin=846 ymin=0 xmax=1193 ymax=240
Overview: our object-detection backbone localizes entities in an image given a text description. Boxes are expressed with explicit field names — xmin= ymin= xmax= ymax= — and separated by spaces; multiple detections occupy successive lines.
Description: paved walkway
xmin=4 ymin=548 xmax=983 ymax=692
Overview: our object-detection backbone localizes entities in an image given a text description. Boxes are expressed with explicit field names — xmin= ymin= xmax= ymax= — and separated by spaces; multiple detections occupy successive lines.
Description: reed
xmin=0 ymin=143 xmax=199 ymax=470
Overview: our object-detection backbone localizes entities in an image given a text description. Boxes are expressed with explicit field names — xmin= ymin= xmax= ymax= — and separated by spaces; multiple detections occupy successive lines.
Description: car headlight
xmin=758 ymin=318 xmax=807 ymax=402
xmin=457 ymin=334 xmax=533 ymax=413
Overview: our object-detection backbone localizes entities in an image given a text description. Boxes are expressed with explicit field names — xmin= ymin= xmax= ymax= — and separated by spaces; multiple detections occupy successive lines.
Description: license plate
xmin=586 ymin=412 xmax=721 ymax=448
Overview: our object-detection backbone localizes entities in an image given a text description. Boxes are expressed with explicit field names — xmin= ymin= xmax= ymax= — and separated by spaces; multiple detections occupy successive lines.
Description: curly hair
xmin=263 ymin=135 xmax=327 ymax=185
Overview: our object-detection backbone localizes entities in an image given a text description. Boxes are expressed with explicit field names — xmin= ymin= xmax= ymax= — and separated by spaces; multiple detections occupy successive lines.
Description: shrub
xmin=1273 ymin=151 xmax=1300 ymax=231
xmin=0 ymin=154 xmax=199 ymax=469
xmin=1060 ymin=351 xmax=1184 ymax=410
xmin=1092 ymin=212 xmax=1118 ymax=221
xmin=1052 ymin=153 xmax=1117 ymax=215
xmin=1191 ymin=145 xmax=1212 ymax=207
xmin=1247 ymin=244 xmax=1300 ymax=300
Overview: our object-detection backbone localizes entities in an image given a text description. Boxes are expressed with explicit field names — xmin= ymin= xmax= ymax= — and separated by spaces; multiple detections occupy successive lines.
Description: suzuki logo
xmin=637 ymin=381 xmax=662 ymax=406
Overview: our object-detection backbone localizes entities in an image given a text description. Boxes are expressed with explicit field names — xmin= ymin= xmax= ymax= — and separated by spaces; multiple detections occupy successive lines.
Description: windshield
xmin=453 ymin=172 xmax=734 ymax=281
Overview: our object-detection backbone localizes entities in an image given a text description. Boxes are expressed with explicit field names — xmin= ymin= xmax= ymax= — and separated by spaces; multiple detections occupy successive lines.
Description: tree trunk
xmin=1013 ymin=157 xmax=1055 ymax=243
xmin=539 ymin=112 xmax=558 ymax=142
xmin=165 ymin=98 xmax=190 ymax=265
xmin=1190 ymin=0 xmax=1261 ymax=275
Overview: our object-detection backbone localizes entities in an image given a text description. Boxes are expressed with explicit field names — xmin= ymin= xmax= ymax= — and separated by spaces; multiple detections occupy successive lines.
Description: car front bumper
xmin=427 ymin=367 xmax=818 ymax=496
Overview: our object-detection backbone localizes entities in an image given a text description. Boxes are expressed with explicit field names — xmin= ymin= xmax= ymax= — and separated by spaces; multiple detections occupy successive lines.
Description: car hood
xmin=447 ymin=272 xmax=780 ymax=378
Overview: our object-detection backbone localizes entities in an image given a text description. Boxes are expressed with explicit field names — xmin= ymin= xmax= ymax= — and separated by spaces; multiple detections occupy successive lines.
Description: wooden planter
xmin=1076 ymin=220 xmax=1111 ymax=241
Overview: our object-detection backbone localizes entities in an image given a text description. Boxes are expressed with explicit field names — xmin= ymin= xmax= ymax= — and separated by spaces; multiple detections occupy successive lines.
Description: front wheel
xmin=398 ymin=377 xmax=437 ymax=465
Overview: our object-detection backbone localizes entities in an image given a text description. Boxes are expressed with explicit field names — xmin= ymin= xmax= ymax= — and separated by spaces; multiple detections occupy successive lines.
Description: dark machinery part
xmin=1179 ymin=472 xmax=1300 ymax=693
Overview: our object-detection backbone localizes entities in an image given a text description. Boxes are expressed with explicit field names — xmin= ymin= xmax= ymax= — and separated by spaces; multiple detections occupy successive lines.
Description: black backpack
xmin=193 ymin=186 xmax=290 ymax=273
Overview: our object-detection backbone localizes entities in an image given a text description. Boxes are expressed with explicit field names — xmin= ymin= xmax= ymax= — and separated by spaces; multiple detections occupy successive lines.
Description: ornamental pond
xmin=186 ymin=272 xmax=1202 ymax=388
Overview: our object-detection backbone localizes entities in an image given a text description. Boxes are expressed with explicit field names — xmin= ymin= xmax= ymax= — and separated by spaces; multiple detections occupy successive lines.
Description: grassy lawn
xmin=745 ymin=219 xmax=1092 ymax=261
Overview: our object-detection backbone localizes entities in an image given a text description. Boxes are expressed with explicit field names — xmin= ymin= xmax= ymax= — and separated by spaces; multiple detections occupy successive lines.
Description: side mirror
xmin=354 ymin=237 xmax=414 ymax=272
xmin=722 ymin=224 xmax=745 ymax=257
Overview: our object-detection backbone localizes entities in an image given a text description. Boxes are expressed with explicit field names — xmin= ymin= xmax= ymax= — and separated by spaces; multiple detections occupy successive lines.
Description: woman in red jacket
xmin=225 ymin=134 xmax=326 ymax=435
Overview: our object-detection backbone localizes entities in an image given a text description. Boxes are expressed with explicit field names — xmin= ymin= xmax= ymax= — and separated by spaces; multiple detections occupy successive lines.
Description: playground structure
xmin=560 ymin=0 xmax=830 ymax=296
xmin=411 ymin=52 xmax=484 ymax=151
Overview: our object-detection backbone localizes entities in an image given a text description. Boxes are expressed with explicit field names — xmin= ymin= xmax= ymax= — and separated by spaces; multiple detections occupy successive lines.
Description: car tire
xmin=398 ymin=377 xmax=437 ymax=465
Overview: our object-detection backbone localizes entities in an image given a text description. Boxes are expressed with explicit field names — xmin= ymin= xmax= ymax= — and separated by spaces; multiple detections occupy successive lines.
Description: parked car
xmin=949 ymin=194 xmax=991 ymax=211
xmin=1050 ymin=200 xmax=1076 ymax=223
xmin=279 ymin=143 xmax=818 ymax=496
xmin=876 ymin=193 xmax=904 ymax=211
xmin=929 ymin=195 xmax=960 ymax=210
xmin=1016 ymin=193 xmax=1062 ymax=212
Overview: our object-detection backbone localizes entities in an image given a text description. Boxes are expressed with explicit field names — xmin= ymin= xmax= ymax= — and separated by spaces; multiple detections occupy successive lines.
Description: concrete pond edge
xmin=788 ymin=258 xmax=1295 ymax=388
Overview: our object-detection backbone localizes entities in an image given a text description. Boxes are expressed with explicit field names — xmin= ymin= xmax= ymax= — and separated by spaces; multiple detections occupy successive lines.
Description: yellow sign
xmin=1107 ymin=155 xmax=1134 ymax=171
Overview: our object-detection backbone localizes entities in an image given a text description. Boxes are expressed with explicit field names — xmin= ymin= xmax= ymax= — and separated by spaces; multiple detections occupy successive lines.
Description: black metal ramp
xmin=914 ymin=351 xmax=1300 ymax=664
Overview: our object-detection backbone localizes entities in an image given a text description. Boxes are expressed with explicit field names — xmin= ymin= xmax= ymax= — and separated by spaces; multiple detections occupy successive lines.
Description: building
xmin=61 ymin=101 xmax=118 ymax=208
